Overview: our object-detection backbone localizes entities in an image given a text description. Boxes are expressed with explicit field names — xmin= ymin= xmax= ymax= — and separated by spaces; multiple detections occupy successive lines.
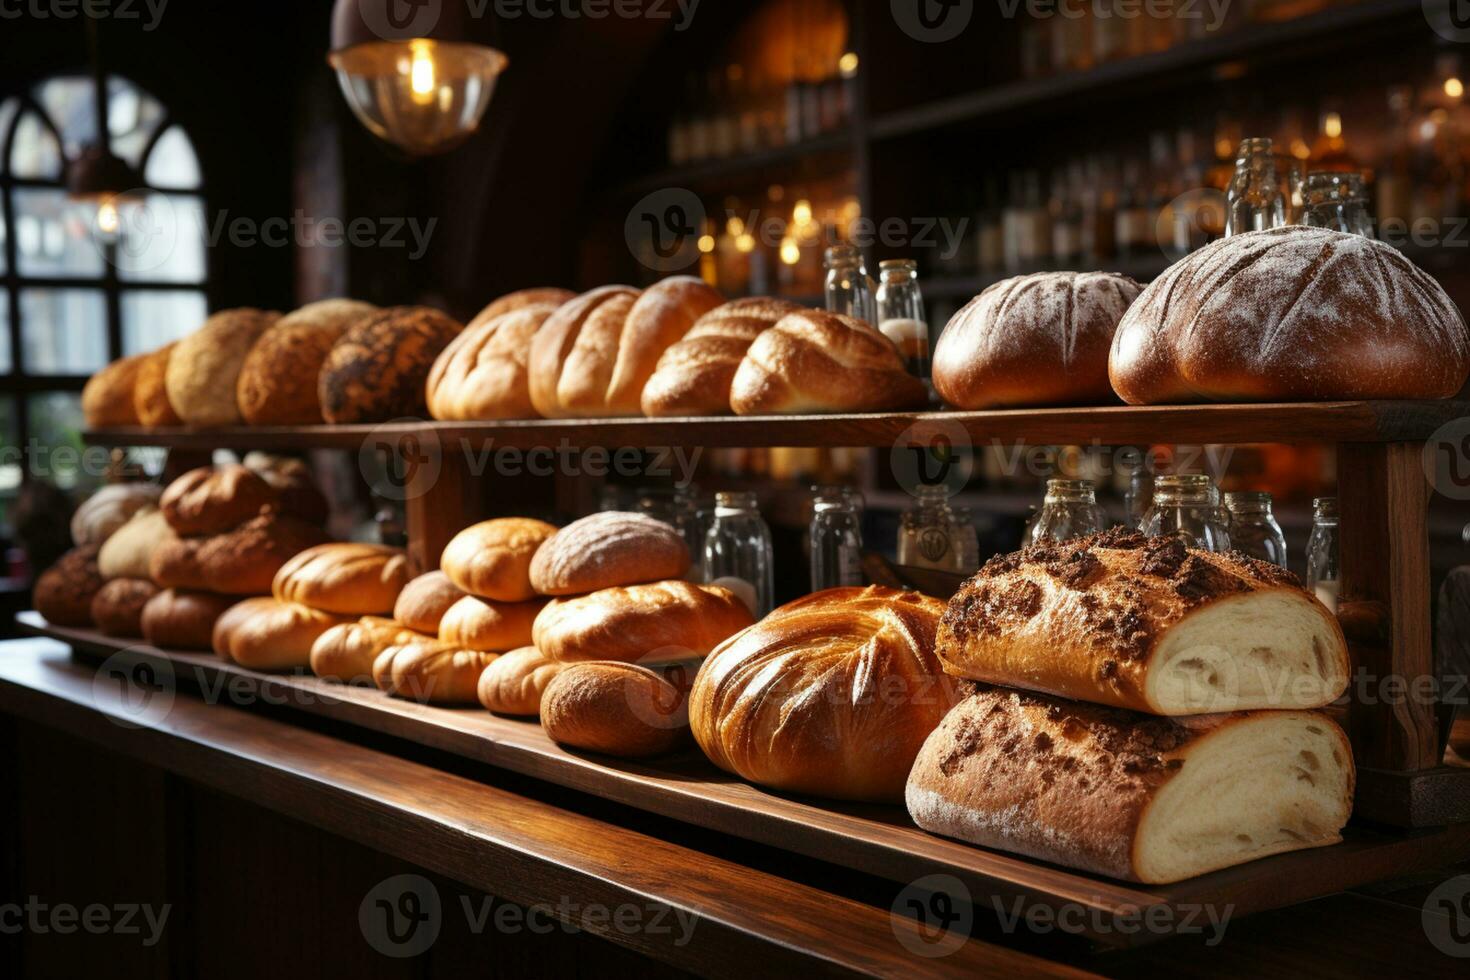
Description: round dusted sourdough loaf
xmin=533 ymin=580 xmax=755 ymax=665
xmin=373 ymin=640 xmax=496 ymax=703
xmin=133 ymin=343 xmax=183 ymax=427
xmin=440 ymin=518 xmax=558 ymax=602
xmin=34 ymin=545 xmax=105 ymax=627
xmin=1109 ymin=226 xmax=1470 ymax=403
xmin=690 ymin=586 xmax=961 ymax=802
xmin=82 ymin=352 xmax=148 ymax=428
xmin=936 ymin=528 xmax=1351 ymax=714
xmin=426 ymin=301 xmax=564 ymax=420
xmin=212 ymin=597 xmax=350 ymax=670
xmin=90 ymin=578 xmax=160 ymax=637
xmin=141 ymin=589 xmax=238 ymax=650
xmin=934 ymin=272 xmax=1141 ymax=408
xmin=907 ymin=686 xmax=1354 ymax=883
xmin=237 ymin=299 xmax=378 ymax=425
xmin=477 ymin=646 xmax=566 ymax=716
xmin=271 ymin=542 xmax=409 ymax=615
xmin=528 ymin=512 xmax=690 ymax=595
xmin=730 ymin=309 xmax=927 ymax=414
xmin=310 ymin=616 xmax=424 ymax=683
xmin=160 ymin=465 xmax=277 ymax=536
xmin=641 ymin=298 xmax=803 ymax=417
xmin=194 ymin=514 xmax=333 ymax=596
xmin=392 ymin=570 xmax=465 ymax=634
xmin=98 ymin=508 xmax=175 ymax=581
xmin=71 ymin=483 xmax=162 ymax=547
xmin=438 ymin=594 xmax=547 ymax=651
xmin=319 ymin=306 xmax=463 ymax=424
xmin=541 ymin=661 xmax=688 ymax=758
xmin=166 ymin=308 xmax=280 ymax=427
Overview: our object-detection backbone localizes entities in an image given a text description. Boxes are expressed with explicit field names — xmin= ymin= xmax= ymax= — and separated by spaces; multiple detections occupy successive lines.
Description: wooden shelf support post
xmin=397 ymin=430 xmax=479 ymax=577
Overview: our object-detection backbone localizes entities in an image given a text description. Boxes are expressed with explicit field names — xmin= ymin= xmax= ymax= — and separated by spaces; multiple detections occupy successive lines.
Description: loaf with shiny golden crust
xmin=689 ymin=586 xmax=960 ymax=802
xmin=1109 ymin=227 xmax=1470 ymax=403
xmin=133 ymin=343 xmax=183 ymax=427
xmin=141 ymin=589 xmax=237 ymax=650
xmin=82 ymin=352 xmax=147 ymax=428
xmin=541 ymin=661 xmax=688 ymax=758
xmin=237 ymin=299 xmax=378 ymax=425
xmin=528 ymin=512 xmax=690 ymax=596
xmin=533 ymin=580 xmax=754 ymax=665
xmin=149 ymin=537 xmax=208 ymax=590
xmin=271 ymin=543 xmax=409 ymax=615
xmin=438 ymin=595 xmax=547 ymax=651
xmin=160 ymin=465 xmax=277 ymax=536
xmin=934 ymin=272 xmax=1141 ymax=409
xmin=71 ymin=483 xmax=162 ymax=547
xmin=476 ymin=646 xmax=566 ymax=716
xmin=641 ymin=298 xmax=803 ymax=417
xmin=212 ymin=597 xmax=350 ymax=670
xmin=730 ymin=310 xmax=927 ymax=414
xmin=98 ymin=509 xmax=175 ymax=581
xmin=318 ymin=306 xmax=462 ymax=424
xmin=90 ymin=578 xmax=160 ymax=637
xmin=393 ymin=570 xmax=465 ymax=635
xmin=373 ymin=640 xmax=496 ymax=703
xmin=195 ymin=514 xmax=333 ymax=596
xmin=937 ymin=529 xmax=1350 ymax=715
xmin=440 ymin=518 xmax=558 ymax=602
xmin=166 ymin=309 xmax=280 ymax=427
xmin=310 ymin=616 xmax=423 ymax=683
xmin=426 ymin=302 xmax=562 ymax=420
xmin=478 ymin=287 xmax=575 ymax=321
xmin=906 ymin=686 xmax=1354 ymax=883
xmin=34 ymin=545 xmax=105 ymax=627
xmin=529 ymin=286 xmax=639 ymax=418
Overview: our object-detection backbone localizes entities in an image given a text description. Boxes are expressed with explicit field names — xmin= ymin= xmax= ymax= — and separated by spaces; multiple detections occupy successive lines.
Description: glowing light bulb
xmin=1322 ymin=112 xmax=1342 ymax=140
xmin=735 ymin=233 xmax=755 ymax=253
xmin=792 ymin=199 xmax=813 ymax=226
xmin=409 ymin=40 xmax=437 ymax=105
xmin=839 ymin=52 xmax=859 ymax=78
xmin=96 ymin=197 xmax=120 ymax=236
xmin=698 ymin=234 xmax=716 ymax=254
xmin=1447 ymin=77 xmax=1464 ymax=100
xmin=779 ymin=237 xmax=800 ymax=265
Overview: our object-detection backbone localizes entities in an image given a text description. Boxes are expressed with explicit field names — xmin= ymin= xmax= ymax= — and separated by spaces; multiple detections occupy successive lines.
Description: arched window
xmin=1 ymin=74 xmax=207 ymax=506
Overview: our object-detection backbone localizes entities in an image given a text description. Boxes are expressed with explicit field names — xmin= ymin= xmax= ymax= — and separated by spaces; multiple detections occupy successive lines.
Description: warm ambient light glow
xmin=735 ymin=232 xmax=755 ymax=253
xmin=726 ymin=216 xmax=745 ymax=236
xmin=792 ymin=199 xmax=813 ymax=226
xmin=1322 ymin=112 xmax=1342 ymax=139
xmin=838 ymin=52 xmax=859 ymax=77
xmin=779 ymin=237 xmax=800 ymax=265
xmin=1447 ymin=77 xmax=1464 ymax=100
xmin=698 ymin=233 xmax=716 ymax=253
xmin=408 ymin=39 xmax=437 ymax=104
xmin=95 ymin=197 xmax=120 ymax=235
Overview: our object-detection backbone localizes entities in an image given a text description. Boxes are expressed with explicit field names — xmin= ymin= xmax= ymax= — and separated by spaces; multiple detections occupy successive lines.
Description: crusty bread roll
xmin=476 ymin=646 xmax=566 ymax=716
xmin=90 ymin=578 xmax=160 ymax=638
xmin=1109 ymin=226 xmax=1470 ymax=403
xmin=318 ymin=305 xmax=462 ymax=424
xmin=165 ymin=308 xmax=280 ymax=427
xmin=533 ymin=580 xmax=754 ymax=665
xmin=98 ymin=508 xmax=175 ymax=581
xmin=528 ymin=512 xmax=690 ymax=596
xmin=730 ymin=309 xmax=927 ymax=414
xmin=149 ymin=537 xmax=208 ymax=590
xmin=212 ymin=597 xmax=351 ymax=670
xmin=71 ymin=483 xmax=162 ymax=547
xmin=237 ymin=299 xmax=378 ymax=425
xmin=438 ymin=594 xmax=547 ymax=651
xmin=641 ymin=297 xmax=803 ymax=417
xmin=373 ymin=640 xmax=496 ymax=703
xmin=141 ymin=589 xmax=237 ymax=650
xmin=34 ymin=545 xmax=105 ymax=628
xmin=82 ymin=352 xmax=148 ymax=428
xmin=933 ymin=272 xmax=1141 ymax=409
xmin=440 ymin=518 xmax=558 ymax=602
xmin=690 ymin=586 xmax=961 ymax=802
xmin=271 ymin=542 xmax=409 ymax=615
xmin=160 ymin=465 xmax=277 ymax=536
xmin=478 ymin=287 xmax=575 ymax=321
xmin=393 ymin=570 xmax=465 ymax=635
xmin=937 ymin=528 xmax=1350 ymax=714
xmin=195 ymin=514 xmax=333 ymax=596
xmin=241 ymin=452 xmax=329 ymax=525
xmin=907 ymin=686 xmax=1354 ymax=883
xmin=310 ymin=616 xmax=423 ymax=683
xmin=426 ymin=302 xmax=563 ymax=420
xmin=529 ymin=286 xmax=638 ymax=418
xmin=541 ymin=661 xmax=688 ymax=758
xmin=133 ymin=343 xmax=183 ymax=427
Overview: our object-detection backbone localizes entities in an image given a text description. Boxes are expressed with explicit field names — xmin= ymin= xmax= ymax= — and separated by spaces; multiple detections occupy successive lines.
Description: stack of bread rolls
xmin=34 ymin=481 xmax=163 ymax=631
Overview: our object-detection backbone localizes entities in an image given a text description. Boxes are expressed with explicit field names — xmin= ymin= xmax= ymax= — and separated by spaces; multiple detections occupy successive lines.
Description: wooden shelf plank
xmin=82 ymin=400 xmax=1469 ymax=451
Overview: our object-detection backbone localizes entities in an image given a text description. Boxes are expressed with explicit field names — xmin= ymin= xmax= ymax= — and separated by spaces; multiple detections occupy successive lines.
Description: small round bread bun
xmin=373 ymin=640 xmax=497 ymax=704
xmin=393 ymin=570 xmax=466 ymax=635
xmin=34 ymin=545 xmax=106 ymax=628
xmin=90 ymin=578 xmax=160 ymax=638
xmin=211 ymin=597 xmax=350 ymax=670
xmin=476 ymin=647 xmax=566 ymax=716
xmin=528 ymin=512 xmax=690 ymax=596
xmin=310 ymin=616 xmax=424 ymax=684
xmin=438 ymin=595 xmax=547 ymax=652
xmin=440 ymin=517 xmax=558 ymax=602
xmin=141 ymin=589 xmax=238 ymax=651
xmin=540 ymin=661 xmax=689 ymax=759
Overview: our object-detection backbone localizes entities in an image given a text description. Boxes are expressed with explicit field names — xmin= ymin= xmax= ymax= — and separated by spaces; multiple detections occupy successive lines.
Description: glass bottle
xmin=637 ymin=486 xmax=703 ymax=574
xmin=1125 ymin=468 xmax=1153 ymax=529
xmin=1224 ymin=138 xmax=1286 ymax=237
xmin=1302 ymin=172 xmax=1373 ymax=238
xmin=1025 ymin=479 xmax=1108 ymax=546
xmin=1223 ymin=491 xmax=1288 ymax=568
xmin=809 ymin=486 xmax=864 ymax=592
xmin=1140 ymin=474 xmax=1232 ymax=552
xmin=951 ymin=507 xmax=980 ymax=575
xmin=823 ymin=244 xmax=877 ymax=325
xmin=703 ymin=491 xmax=774 ymax=617
xmin=874 ymin=258 xmax=932 ymax=386
xmin=1305 ymin=497 xmax=1339 ymax=612
xmin=898 ymin=484 xmax=961 ymax=571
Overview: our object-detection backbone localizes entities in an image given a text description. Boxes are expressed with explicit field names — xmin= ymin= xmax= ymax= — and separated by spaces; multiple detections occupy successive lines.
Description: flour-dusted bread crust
xmin=477 ymin=646 xmax=566 ymax=716
xmin=540 ymin=661 xmax=688 ymax=758
xmin=937 ymin=529 xmax=1350 ymax=715
xmin=528 ymin=512 xmax=690 ymax=595
xmin=195 ymin=514 xmax=334 ymax=596
xmin=271 ymin=542 xmax=409 ymax=615
xmin=641 ymin=297 xmax=803 ymax=416
xmin=934 ymin=272 xmax=1141 ymax=409
xmin=160 ymin=464 xmax=277 ymax=536
xmin=1109 ymin=226 xmax=1470 ymax=403
xmin=34 ymin=545 xmax=105 ymax=627
xmin=476 ymin=287 xmax=574 ymax=322
xmin=318 ymin=305 xmax=462 ymax=423
xmin=906 ymin=686 xmax=1354 ymax=883
xmin=440 ymin=517 xmax=558 ymax=602
xmin=534 ymin=580 xmax=755 ymax=665
xmin=166 ymin=308 xmax=280 ymax=427
xmin=238 ymin=299 xmax=378 ymax=425
xmin=730 ymin=309 xmax=927 ymax=414
xmin=133 ymin=343 xmax=183 ymax=427
xmin=426 ymin=301 xmax=563 ymax=420
xmin=82 ymin=352 xmax=148 ymax=428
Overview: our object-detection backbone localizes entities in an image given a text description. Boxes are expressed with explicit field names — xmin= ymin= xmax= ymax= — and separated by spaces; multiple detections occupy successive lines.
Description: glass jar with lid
xmin=1305 ymin=496 xmax=1339 ymax=612
xmin=897 ymin=484 xmax=961 ymax=571
xmin=1024 ymin=479 xmax=1108 ymax=546
xmin=1140 ymin=474 xmax=1232 ymax=552
xmin=809 ymin=485 xmax=864 ymax=591
xmin=823 ymin=244 xmax=877 ymax=324
xmin=703 ymin=491 xmax=774 ymax=617
xmin=1225 ymin=137 xmax=1286 ymax=237
xmin=874 ymin=258 xmax=932 ymax=385
xmin=1302 ymin=171 xmax=1373 ymax=237
xmin=1223 ymin=491 xmax=1288 ymax=568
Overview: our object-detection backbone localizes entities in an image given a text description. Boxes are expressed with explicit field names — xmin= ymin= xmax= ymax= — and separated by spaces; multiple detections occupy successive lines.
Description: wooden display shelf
xmin=18 ymin=612 xmax=1470 ymax=951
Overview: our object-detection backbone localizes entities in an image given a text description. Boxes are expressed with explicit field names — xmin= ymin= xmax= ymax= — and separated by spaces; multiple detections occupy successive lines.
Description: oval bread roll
xmin=528 ymin=512 xmax=690 ymax=596
xmin=141 ymin=589 xmax=238 ymax=650
xmin=82 ymin=352 xmax=148 ymax=428
xmin=195 ymin=514 xmax=333 ymax=596
xmin=476 ymin=646 xmax=565 ymax=716
xmin=34 ymin=545 xmax=105 ymax=628
xmin=373 ymin=640 xmax=496 ymax=703
xmin=90 ymin=578 xmax=160 ymax=638
xmin=165 ymin=308 xmax=280 ymax=427
xmin=133 ymin=343 xmax=183 ymax=427
xmin=211 ymin=597 xmax=350 ymax=670
xmin=98 ymin=508 xmax=175 ymax=581
xmin=440 ymin=518 xmax=558 ymax=602
xmin=271 ymin=542 xmax=409 ymax=615
xmin=318 ymin=306 xmax=463 ymax=424
xmin=541 ymin=661 xmax=687 ymax=758
xmin=533 ymin=580 xmax=754 ymax=665
xmin=160 ymin=465 xmax=278 ymax=536
xmin=71 ymin=483 xmax=162 ymax=548
xmin=438 ymin=594 xmax=547 ymax=652
xmin=426 ymin=300 xmax=566 ymax=420
xmin=310 ymin=616 xmax=424 ymax=684
xmin=149 ymin=537 xmax=209 ymax=591
xmin=641 ymin=297 xmax=802 ymax=417
xmin=393 ymin=570 xmax=465 ymax=635
xmin=237 ymin=299 xmax=378 ymax=425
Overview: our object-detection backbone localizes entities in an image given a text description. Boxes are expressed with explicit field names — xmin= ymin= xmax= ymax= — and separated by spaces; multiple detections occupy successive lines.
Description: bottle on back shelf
xmin=1023 ymin=480 xmax=1108 ymax=546
xmin=1140 ymin=474 xmax=1232 ymax=553
xmin=1303 ymin=172 xmax=1373 ymax=237
xmin=1081 ymin=155 xmax=1117 ymax=264
xmin=809 ymin=486 xmax=865 ymax=592
xmin=1225 ymin=138 xmax=1286 ymax=236
xmin=1223 ymin=491 xmax=1288 ymax=568
xmin=704 ymin=492 xmax=774 ymax=618
xmin=823 ymin=244 xmax=877 ymax=324
xmin=875 ymin=259 xmax=932 ymax=388
xmin=1305 ymin=497 xmax=1339 ymax=612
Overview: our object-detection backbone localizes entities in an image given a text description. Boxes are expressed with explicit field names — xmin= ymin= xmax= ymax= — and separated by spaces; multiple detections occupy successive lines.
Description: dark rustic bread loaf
xmin=141 ymin=589 xmax=238 ymax=650
xmin=1109 ymin=226 xmax=1470 ymax=403
xmin=34 ymin=545 xmax=105 ymax=627
xmin=933 ymin=272 xmax=1141 ymax=409
xmin=237 ymin=299 xmax=378 ymax=425
xmin=194 ymin=514 xmax=333 ymax=596
xmin=90 ymin=578 xmax=160 ymax=637
xmin=318 ymin=306 xmax=463 ymax=423
xmin=165 ymin=308 xmax=280 ymax=427
xmin=641 ymin=297 xmax=803 ymax=416
xmin=160 ymin=465 xmax=277 ymax=536
xmin=936 ymin=528 xmax=1350 ymax=714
